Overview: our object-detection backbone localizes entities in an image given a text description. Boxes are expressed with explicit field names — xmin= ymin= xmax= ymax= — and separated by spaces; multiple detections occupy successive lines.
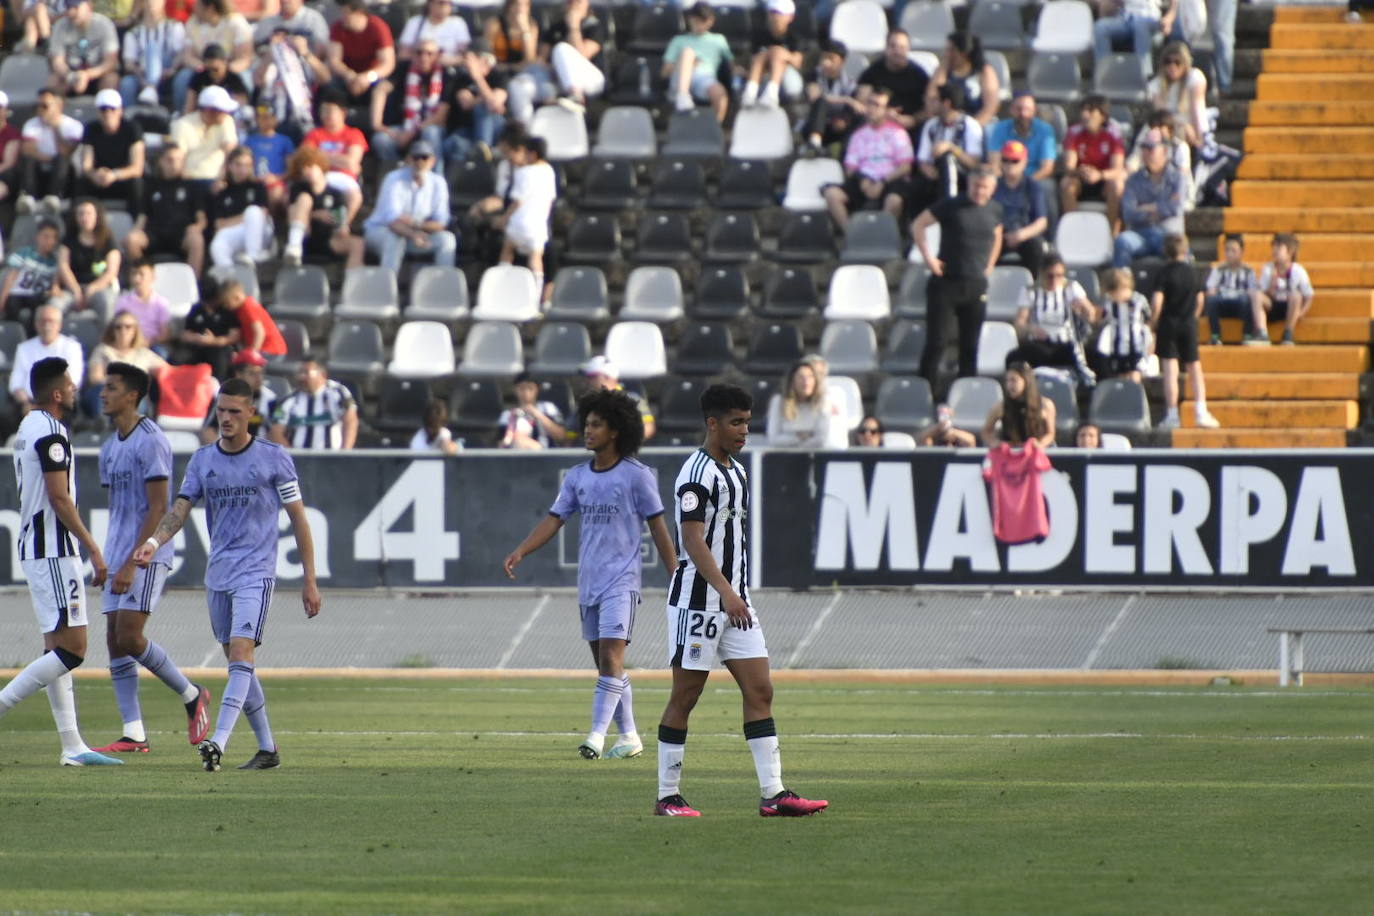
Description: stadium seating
xmin=563 ymin=214 xmax=622 ymax=264
xmin=1034 ymin=371 xmax=1080 ymax=437
xmin=529 ymin=322 xmax=592 ymax=377
xmin=530 ymin=105 xmax=590 ymax=161
xmin=987 ymin=266 xmax=1034 ymax=321
xmin=608 ymin=55 xmax=661 ymax=107
xmin=662 ymin=109 xmax=725 ymax=158
xmin=840 ymin=211 xmax=904 ymax=264
xmin=580 ymin=159 xmax=639 ymax=210
xmin=337 ymin=266 xmax=400 ymax=322
xmin=0 ymin=53 xmax=50 ymax=109
xmin=658 ymin=377 xmax=711 ymax=432
xmin=451 ymin=379 xmax=506 ymax=435
xmin=648 ymin=158 xmax=707 ymax=210
xmin=1094 ymin=53 xmax=1150 ymax=105
xmin=628 ymin=3 xmax=683 ymax=54
xmin=825 ymin=264 xmax=891 ymax=321
xmin=0 ymin=321 xmax=26 ymax=371
xmin=745 ymin=323 xmax=806 ymax=376
xmin=716 ymin=160 xmax=776 ymax=209
xmin=152 ymin=262 xmax=199 ymax=320
xmin=761 ymin=267 xmax=821 ymax=319
xmin=881 ymin=431 xmax=918 ymax=450
xmin=673 ymin=322 xmax=735 ymax=375
xmin=603 ymin=322 xmax=667 ymax=379
xmin=692 ymin=265 xmax=751 ymax=321
xmin=703 ymin=212 xmax=761 ymax=262
xmin=896 ymin=264 xmax=930 ymax=319
xmin=621 ymin=266 xmax=685 ymax=322
xmin=985 ymin=50 xmax=1014 ymax=102
xmin=970 ymin=1 xmax=1026 ymax=51
xmin=208 ymin=263 xmax=260 ymax=301
xmin=473 ymin=264 xmax=540 ymax=322
xmin=729 ymin=107 xmax=792 ymax=160
xmin=327 ymin=320 xmax=387 ymax=391
xmin=546 ymin=267 xmax=611 ymax=322
xmin=875 ymin=375 xmax=936 ymax=433
xmin=977 ymin=322 xmax=1020 ymax=377
xmin=592 ymin=106 xmax=656 ymax=158
xmin=406 ymin=266 xmax=470 ymax=324
xmin=1032 ymin=1 xmax=1095 ymax=54
xmin=458 ymin=322 xmax=524 ymax=377
xmin=782 ymin=158 xmax=844 ymax=211
xmin=900 ymin=1 xmax=956 ymax=52
xmin=276 ymin=319 xmax=310 ymax=374
xmin=271 ymin=266 xmax=331 ymax=336
xmin=1091 ymin=378 xmax=1152 ymax=432
xmin=948 ymin=376 xmax=1002 ymax=434
xmin=774 ymin=212 xmax=836 ymax=263
xmin=830 ymin=0 xmax=888 ymax=55
xmin=635 ymin=212 xmax=695 ymax=264
xmin=1055 ymin=212 xmax=1114 ymax=267
xmin=908 ymin=49 xmax=940 ymax=77
xmin=820 ymin=320 xmax=880 ymax=375
xmin=374 ymin=377 xmax=432 ymax=432
xmin=882 ymin=320 xmax=928 ymax=375
xmin=448 ymin=155 xmax=497 ymax=211
xmin=826 ymin=376 xmax=863 ymax=444
xmin=388 ymin=321 xmax=456 ymax=379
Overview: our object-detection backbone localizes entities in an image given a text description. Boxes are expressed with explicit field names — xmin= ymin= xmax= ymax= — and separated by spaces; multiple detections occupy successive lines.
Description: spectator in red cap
xmin=992 ymin=140 xmax=1049 ymax=278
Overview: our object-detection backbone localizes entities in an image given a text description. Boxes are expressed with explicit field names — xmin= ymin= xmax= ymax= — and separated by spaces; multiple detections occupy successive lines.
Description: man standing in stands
xmin=913 ymin=167 xmax=1003 ymax=392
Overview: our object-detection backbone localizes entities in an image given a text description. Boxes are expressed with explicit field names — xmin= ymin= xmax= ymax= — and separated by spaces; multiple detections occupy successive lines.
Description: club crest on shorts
xmin=689 ymin=643 xmax=702 ymax=662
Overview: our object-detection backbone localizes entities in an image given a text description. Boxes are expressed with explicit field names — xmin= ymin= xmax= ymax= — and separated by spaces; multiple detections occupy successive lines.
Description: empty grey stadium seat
xmin=662 ymin=108 xmax=724 ymax=159
xmin=563 ymin=214 xmax=622 ymax=264
xmin=209 ymin=263 xmax=260 ymax=301
xmin=773 ymin=212 xmax=835 ymax=263
xmin=273 ymin=266 xmax=331 ymax=337
xmin=658 ymin=377 xmax=712 ymax=431
xmin=648 ymin=158 xmax=707 ymax=210
xmin=275 ymin=319 xmax=311 ymax=375
xmin=458 ymin=321 xmax=524 ymax=377
xmin=882 ymin=320 xmax=927 ymax=375
xmin=820 ymin=320 xmax=879 ymax=375
xmin=374 ymin=377 xmax=432 ymax=432
xmin=593 ymin=106 xmax=656 ymax=158
xmin=1090 ymin=378 xmax=1151 ymax=433
xmin=703 ymin=212 xmax=761 ymax=263
xmin=896 ymin=263 xmax=931 ymax=319
xmin=673 ymin=322 xmax=734 ymax=375
xmin=407 ymin=265 xmax=470 ymax=323
xmin=580 ymin=159 xmax=638 ymax=210
xmin=745 ymin=323 xmax=805 ymax=376
xmin=337 ymin=266 xmax=400 ymax=321
xmin=0 ymin=321 xmax=27 ymax=371
xmin=969 ymin=1 xmax=1026 ymax=50
xmin=691 ymin=265 xmax=750 ymax=321
xmin=635 ymin=212 xmax=694 ymax=264
xmin=450 ymin=379 xmax=506 ymax=434
xmin=1035 ymin=371 xmax=1080 ymax=437
xmin=529 ymin=322 xmax=593 ymax=377
xmin=987 ymin=266 xmax=1034 ymax=321
xmin=621 ymin=266 xmax=685 ymax=322
xmin=839 ymin=211 xmax=903 ymax=264
xmin=760 ymin=266 xmax=820 ymax=319
xmin=875 ymin=376 xmax=936 ymax=433
xmin=948 ymin=376 xmax=1003 ymax=434
xmin=326 ymin=320 xmax=386 ymax=389
xmin=628 ymin=3 xmax=683 ymax=53
xmin=0 ymin=54 xmax=51 ymax=109
xmin=1094 ymin=53 xmax=1149 ymax=105
xmin=716 ymin=159 xmax=775 ymax=209
xmin=900 ymin=1 xmax=956 ymax=52
xmin=1028 ymin=52 xmax=1083 ymax=104
xmin=547 ymin=267 xmax=611 ymax=322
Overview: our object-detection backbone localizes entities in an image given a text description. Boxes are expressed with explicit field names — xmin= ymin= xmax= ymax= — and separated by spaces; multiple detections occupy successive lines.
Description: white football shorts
xmin=666 ymin=603 xmax=768 ymax=671
xmin=23 ymin=556 xmax=88 ymax=634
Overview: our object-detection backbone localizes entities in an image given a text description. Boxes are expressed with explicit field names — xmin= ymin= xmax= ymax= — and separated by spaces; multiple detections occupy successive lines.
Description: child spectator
xmin=301 ymin=88 xmax=366 ymax=226
xmin=499 ymin=135 xmax=557 ymax=295
xmin=499 ymin=372 xmax=567 ymax=449
xmin=741 ymin=0 xmax=802 ymax=109
xmin=1097 ymin=267 xmax=1152 ymax=383
xmin=917 ymin=404 xmax=977 ymax=447
xmin=0 ymin=219 xmax=69 ymax=330
xmin=179 ymin=276 xmax=237 ymax=379
xmin=208 ymin=145 xmax=272 ymax=267
xmin=219 ymin=276 xmax=285 ymax=359
xmin=113 ymin=259 xmax=174 ymax=349
xmin=1060 ymin=95 xmax=1126 ymax=230
xmin=411 ymin=399 xmax=460 ymax=454
xmin=1075 ymin=423 xmax=1102 ymax=448
xmin=802 ymin=39 xmax=862 ymax=153
xmin=1256 ymin=232 xmax=1313 ymax=346
xmin=1203 ymin=233 xmax=1260 ymax=345
xmin=663 ymin=3 xmax=732 ymax=122
xmin=1151 ymin=233 xmax=1219 ymax=429
xmin=120 ymin=0 xmax=187 ymax=106
xmin=283 ymin=145 xmax=364 ymax=268
xmin=244 ymin=103 xmax=295 ymax=210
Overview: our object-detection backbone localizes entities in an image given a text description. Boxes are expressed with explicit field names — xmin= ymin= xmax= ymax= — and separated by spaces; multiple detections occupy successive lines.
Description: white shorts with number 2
xmin=666 ymin=604 xmax=768 ymax=671
xmin=23 ymin=556 xmax=88 ymax=634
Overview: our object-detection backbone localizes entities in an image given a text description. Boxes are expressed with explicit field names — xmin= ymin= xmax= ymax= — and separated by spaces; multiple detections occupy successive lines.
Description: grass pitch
xmin=0 ymin=677 xmax=1370 ymax=915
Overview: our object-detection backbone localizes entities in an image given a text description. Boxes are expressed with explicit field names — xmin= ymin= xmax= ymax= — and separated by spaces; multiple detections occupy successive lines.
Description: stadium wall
xmin=0 ymin=448 xmax=1368 ymax=591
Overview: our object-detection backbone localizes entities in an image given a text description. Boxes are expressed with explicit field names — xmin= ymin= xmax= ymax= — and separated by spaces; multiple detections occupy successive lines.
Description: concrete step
xmin=1178 ymin=400 xmax=1359 ymax=429
xmin=1204 ymin=372 xmax=1360 ymax=400
xmin=1236 ymin=154 xmax=1374 ymax=179
xmin=1257 ymin=49 xmax=1374 ymax=73
xmin=1307 ymin=289 xmax=1374 ymax=317
xmin=1169 ymin=427 xmax=1348 ymax=448
xmin=1200 ymin=343 xmax=1369 ymax=374
xmin=1222 ymin=207 xmax=1374 ymax=233
xmin=1231 ymin=180 xmax=1374 ymax=208
xmin=1301 ymin=262 xmax=1374 ymax=287
xmin=1243 ymin=126 xmax=1374 ymax=154
xmin=1245 ymin=101 xmax=1374 ymax=126
xmin=1268 ymin=24 xmax=1374 ymax=50
xmin=1215 ymin=234 xmax=1374 ymax=264
xmin=1257 ymin=73 xmax=1374 ymax=101
xmin=1203 ymin=316 xmax=1372 ymax=344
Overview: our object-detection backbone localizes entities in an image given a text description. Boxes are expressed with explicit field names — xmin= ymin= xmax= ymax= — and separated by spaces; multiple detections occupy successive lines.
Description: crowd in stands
xmin=0 ymin=0 xmax=1297 ymax=453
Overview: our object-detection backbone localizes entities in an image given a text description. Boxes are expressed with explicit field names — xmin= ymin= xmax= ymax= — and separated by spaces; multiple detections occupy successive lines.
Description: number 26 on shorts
xmin=687 ymin=612 xmax=718 ymax=639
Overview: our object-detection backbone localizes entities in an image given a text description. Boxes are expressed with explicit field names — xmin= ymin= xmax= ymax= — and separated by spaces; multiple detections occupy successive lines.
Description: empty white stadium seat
xmin=621 ymin=266 xmax=685 ymax=323
xmin=604 ymin=322 xmax=667 ymax=379
xmin=728 ymin=107 xmax=792 ymax=160
xmin=530 ymin=105 xmax=589 ymax=160
xmin=824 ymin=265 xmax=891 ymax=321
xmin=977 ymin=321 xmax=1019 ymax=377
xmin=592 ymin=105 xmax=656 ymax=158
xmin=1055 ymin=211 xmax=1114 ymax=267
xmin=1032 ymin=0 xmax=1095 ymax=54
xmin=152 ymin=262 xmax=199 ymax=319
xmin=782 ymin=157 xmax=844 ymax=211
xmin=388 ymin=321 xmax=456 ymax=378
xmin=830 ymin=0 xmax=888 ymax=54
xmin=473 ymin=264 xmax=541 ymax=322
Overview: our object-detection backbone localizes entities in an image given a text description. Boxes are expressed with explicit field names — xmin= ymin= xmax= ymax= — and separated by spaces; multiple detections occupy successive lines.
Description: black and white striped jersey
xmin=271 ymin=380 xmax=356 ymax=450
xmin=13 ymin=409 xmax=77 ymax=560
xmin=1018 ymin=280 xmax=1088 ymax=343
xmin=668 ymin=448 xmax=750 ymax=612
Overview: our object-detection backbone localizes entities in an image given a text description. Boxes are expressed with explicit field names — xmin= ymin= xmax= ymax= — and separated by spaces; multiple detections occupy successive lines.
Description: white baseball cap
xmin=767 ymin=0 xmax=796 ymax=14
xmin=197 ymin=85 xmax=238 ymax=113
xmin=94 ymin=88 xmax=123 ymax=110
xmin=582 ymin=355 xmax=619 ymax=379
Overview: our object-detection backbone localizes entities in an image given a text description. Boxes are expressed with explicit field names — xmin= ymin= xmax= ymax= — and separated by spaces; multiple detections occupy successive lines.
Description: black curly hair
xmin=577 ymin=388 xmax=645 ymax=458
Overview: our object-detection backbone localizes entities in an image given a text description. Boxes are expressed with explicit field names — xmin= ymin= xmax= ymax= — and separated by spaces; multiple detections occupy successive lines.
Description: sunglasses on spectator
xmin=859 ymin=426 xmax=881 ymax=435
xmin=411 ymin=153 xmax=434 ymax=160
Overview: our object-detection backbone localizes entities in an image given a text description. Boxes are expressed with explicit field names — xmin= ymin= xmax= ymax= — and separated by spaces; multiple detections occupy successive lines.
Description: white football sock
xmin=123 ymin=719 xmax=147 ymax=743
xmin=748 ymin=734 xmax=784 ymax=798
xmin=0 ymin=650 xmax=70 ymax=715
xmin=46 ymin=674 xmax=89 ymax=756
xmin=657 ymin=736 xmax=685 ymax=798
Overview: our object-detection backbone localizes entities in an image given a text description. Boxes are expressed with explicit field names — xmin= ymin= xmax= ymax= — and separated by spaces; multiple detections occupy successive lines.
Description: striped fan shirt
xmin=667 ymin=448 xmax=750 ymax=612
xmin=272 ymin=379 xmax=355 ymax=450
xmin=13 ymin=409 xmax=77 ymax=560
xmin=1018 ymin=280 xmax=1088 ymax=344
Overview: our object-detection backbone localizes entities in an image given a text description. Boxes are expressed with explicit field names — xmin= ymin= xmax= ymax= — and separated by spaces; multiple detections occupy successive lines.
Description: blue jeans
xmin=1113 ymin=225 xmax=1166 ymax=267
xmin=1209 ymin=0 xmax=1236 ymax=92
xmin=364 ymin=224 xmax=458 ymax=273
xmin=1093 ymin=14 xmax=1159 ymax=69
xmin=371 ymin=124 xmax=447 ymax=174
xmin=442 ymin=106 xmax=505 ymax=162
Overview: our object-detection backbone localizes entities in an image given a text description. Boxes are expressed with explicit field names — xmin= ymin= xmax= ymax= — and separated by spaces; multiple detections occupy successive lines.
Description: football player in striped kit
xmin=0 ymin=357 xmax=119 ymax=766
xmin=654 ymin=384 xmax=827 ymax=818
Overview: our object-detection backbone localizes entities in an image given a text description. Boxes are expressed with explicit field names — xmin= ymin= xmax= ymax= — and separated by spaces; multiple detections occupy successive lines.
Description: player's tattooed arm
xmin=133 ymin=497 xmax=192 ymax=567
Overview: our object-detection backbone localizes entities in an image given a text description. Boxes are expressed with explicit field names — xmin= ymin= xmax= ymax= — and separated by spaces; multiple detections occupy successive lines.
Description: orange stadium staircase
xmin=1179 ymin=5 xmax=1372 ymax=448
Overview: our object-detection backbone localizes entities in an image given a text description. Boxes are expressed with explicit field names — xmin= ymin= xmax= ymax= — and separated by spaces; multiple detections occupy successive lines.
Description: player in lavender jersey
xmin=505 ymin=389 xmax=678 ymax=760
xmin=91 ymin=363 xmax=212 ymax=755
xmin=134 ymin=378 xmax=322 ymax=772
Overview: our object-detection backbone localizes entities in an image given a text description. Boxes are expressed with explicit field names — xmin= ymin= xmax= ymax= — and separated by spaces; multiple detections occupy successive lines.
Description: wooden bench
xmin=1266 ymin=628 xmax=1374 ymax=686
